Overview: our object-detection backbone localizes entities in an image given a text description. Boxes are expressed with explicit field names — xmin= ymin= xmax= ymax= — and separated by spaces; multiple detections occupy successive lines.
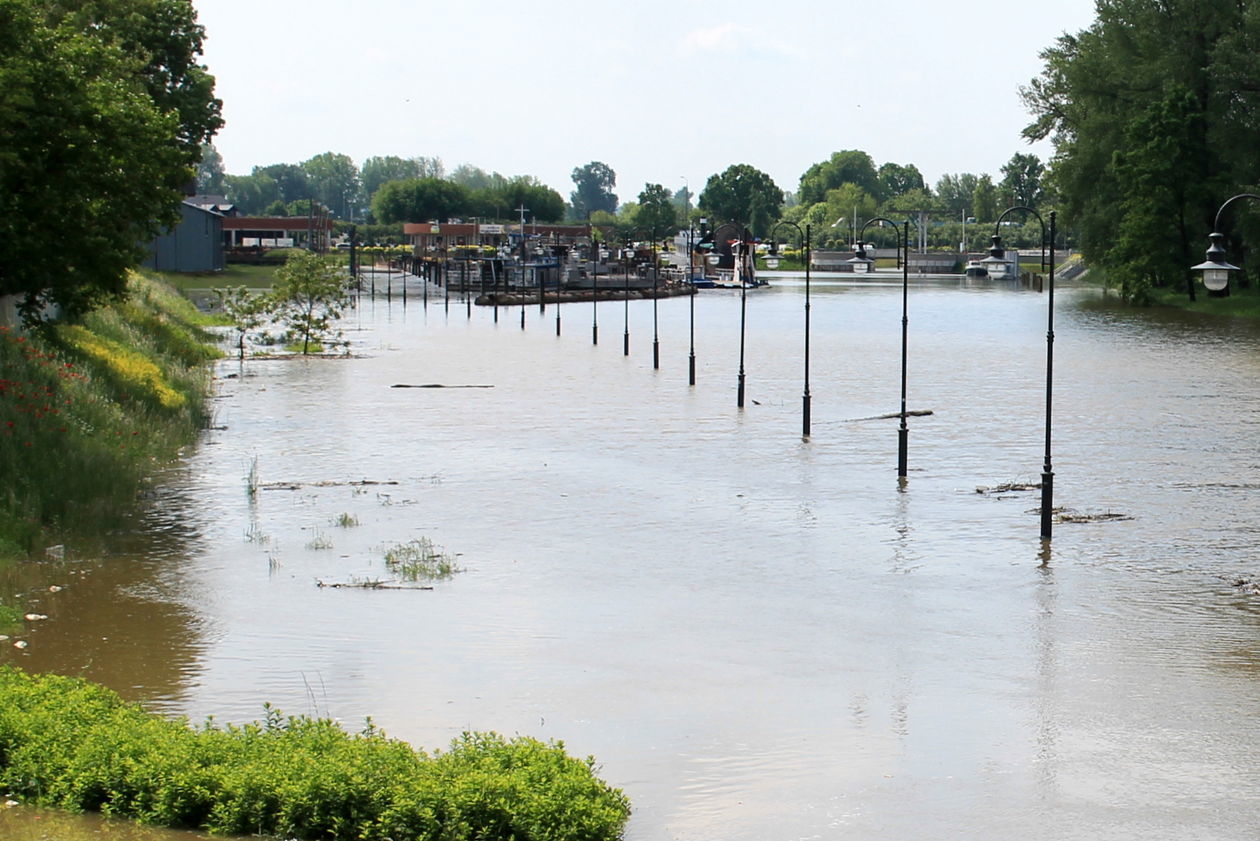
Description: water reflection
xmin=8 ymin=278 xmax=1260 ymax=840
xmin=0 ymin=479 xmax=209 ymax=708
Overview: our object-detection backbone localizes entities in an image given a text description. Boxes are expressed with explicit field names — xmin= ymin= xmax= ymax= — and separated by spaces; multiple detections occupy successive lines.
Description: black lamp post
xmin=687 ymin=223 xmax=697 ymax=386
xmin=989 ymin=206 xmax=1057 ymax=540
xmin=553 ymin=235 xmax=562 ymax=337
xmin=442 ymin=240 xmax=449 ymax=313
xmin=652 ymin=233 xmax=660 ymax=370
xmin=1191 ymin=193 xmax=1260 ymax=294
xmin=465 ymin=245 xmax=472 ymax=319
xmin=591 ymin=237 xmax=601 ymax=345
xmin=623 ymin=239 xmax=632 ymax=356
xmin=765 ymin=221 xmax=813 ymax=438
xmin=707 ymin=222 xmax=751 ymax=408
xmin=857 ymin=217 xmax=913 ymax=475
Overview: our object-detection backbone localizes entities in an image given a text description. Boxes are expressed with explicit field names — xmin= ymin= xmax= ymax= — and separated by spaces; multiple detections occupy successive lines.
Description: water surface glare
xmin=6 ymin=276 xmax=1260 ymax=840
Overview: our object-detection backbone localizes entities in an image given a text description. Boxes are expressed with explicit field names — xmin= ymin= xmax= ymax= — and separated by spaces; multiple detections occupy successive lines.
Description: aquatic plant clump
xmin=384 ymin=537 xmax=461 ymax=581
xmin=0 ymin=668 xmax=631 ymax=841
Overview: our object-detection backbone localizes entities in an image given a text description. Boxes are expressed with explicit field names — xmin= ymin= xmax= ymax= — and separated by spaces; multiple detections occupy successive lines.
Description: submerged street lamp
xmin=978 ymin=234 xmax=1009 ymax=279
xmin=766 ymin=221 xmax=813 ymax=438
xmin=1191 ymin=194 xmax=1260 ymax=294
xmin=687 ymin=223 xmax=698 ymax=386
xmin=992 ymin=206 xmax=1058 ymax=541
xmin=623 ymin=242 xmax=633 ymax=356
xmin=1191 ymin=232 xmax=1238 ymax=292
xmin=709 ymin=222 xmax=752 ymax=408
xmin=858 ymin=217 xmax=914 ymax=476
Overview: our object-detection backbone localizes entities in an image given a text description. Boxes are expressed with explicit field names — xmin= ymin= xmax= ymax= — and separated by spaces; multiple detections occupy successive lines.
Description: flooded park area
xmin=3 ymin=272 xmax=1260 ymax=840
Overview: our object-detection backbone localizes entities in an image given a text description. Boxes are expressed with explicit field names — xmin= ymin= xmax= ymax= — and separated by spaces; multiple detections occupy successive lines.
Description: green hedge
xmin=0 ymin=668 xmax=631 ymax=841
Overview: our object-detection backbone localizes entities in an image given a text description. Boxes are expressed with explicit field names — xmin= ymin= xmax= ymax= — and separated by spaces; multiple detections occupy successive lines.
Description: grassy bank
xmin=1149 ymin=284 xmax=1260 ymax=319
xmin=1082 ymin=266 xmax=1260 ymax=318
xmin=0 ymin=271 xmax=220 ymax=557
xmin=0 ymin=667 xmax=631 ymax=841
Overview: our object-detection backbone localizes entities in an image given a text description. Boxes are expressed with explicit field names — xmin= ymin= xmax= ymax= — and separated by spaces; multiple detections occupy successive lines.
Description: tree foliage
xmin=361 ymin=155 xmax=443 ymax=200
xmin=0 ymin=0 xmax=221 ymax=322
xmin=570 ymin=161 xmax=618 ymax=219
xmin=197 ymin=143 xmax=226 ymax=194
xmin=698 ymin=164 xmax=783 ymax=237
xmin=372 ymin=178 xmax=472 ymax=224
xmin=971 ymin=175 xmax=998 ymax=223
xmin=303 ymin=152 xmax=361 ymax=219
xmin=999 ymin=153 xmax=1046 ymax=209
xmin=935 ymin=173 xmax=980 ymax=216
xmin=878 ymin=163 xmax=926 ymax=200
xmin=798 ymin=150 xmax=881 ymax=206
xmin=486 ymin=177 xmax=566 ymax=223
xmin=1022 ymin=0 xmax=1260 ymax=300
xmin=271 ymin=251 xmax=351 ymax=355
xmin=636 ymin=183 xmax=678 ymax=236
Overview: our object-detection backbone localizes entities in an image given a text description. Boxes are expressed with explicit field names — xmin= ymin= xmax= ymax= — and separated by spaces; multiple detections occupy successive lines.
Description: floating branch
xmin=844 ymin=410 xmax=935 ymax=422
xmin=975 ymin=482 xmax=1041 ymax=494
xmin=391 ymin=383 xmax=494 ymax=389
xmin=260 ymin=479 xmax=400 ymax=491
xmin=1054 ymin=509 xmax=1134 ymax=524
xmin=316 ymin=578 xmax=433 ymax=591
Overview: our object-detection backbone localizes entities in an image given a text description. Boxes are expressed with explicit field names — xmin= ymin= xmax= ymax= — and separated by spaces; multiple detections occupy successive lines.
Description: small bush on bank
xmin=0 ymin=668 xmax=631 ymax=841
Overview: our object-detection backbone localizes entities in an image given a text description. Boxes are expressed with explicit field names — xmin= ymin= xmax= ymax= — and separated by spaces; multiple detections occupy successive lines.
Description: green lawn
xmin=154 ymin=263 xmax=279 ymax=292
xmin=1148 ymin=284 xmax=1260 ymax=319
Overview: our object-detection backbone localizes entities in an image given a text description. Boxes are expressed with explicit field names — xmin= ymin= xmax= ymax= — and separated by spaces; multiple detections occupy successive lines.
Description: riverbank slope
xmin=0 ymin=271 xmax=221 ymax=564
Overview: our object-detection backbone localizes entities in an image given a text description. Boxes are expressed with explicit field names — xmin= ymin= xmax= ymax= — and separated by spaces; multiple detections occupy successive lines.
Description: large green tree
xmin=196 ymin=143 xmax=226 ymax=194
xmin=798 ymin=150 xmax=881 ymax=206
xmin=0 ymin=0 xmax=222 ymax=322
xmin=361 ymin=155 xmax=443 ymax=200
xmin=224 ymin=172 xmax=280 ymax=215
xmin=935 ymin=173 xmax=980 ymax=216
xmin=999 ymin=153 xmax=1046 ymax=210
xmin=971 ymin=174 xmax=999 ymax=223
xmin=480 ymin=177 xmax=565 ymax=223
xmin=372 ymin=178 xmax=471 ymax=224
xmin=878 ymin=163 xmax=926 ymax=201
xmin=1022 ymin=0 xmax=1258 ymax=301
xmin=303 ymin=152 xmax=361 ymax=220
xmin=570 ymin=161 xmax=618 ymax=219
xmin=698 ymin=164 xmax=783 ymax=237
xmin=636 ymin=184 xmax=678 ymax=236
xmin=255 ymin=163 xmax=310 ymax=206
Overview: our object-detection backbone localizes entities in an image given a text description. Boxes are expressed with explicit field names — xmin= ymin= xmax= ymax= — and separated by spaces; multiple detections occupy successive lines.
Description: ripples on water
xmin=4 ymin=277 xmax=1260 ymax=840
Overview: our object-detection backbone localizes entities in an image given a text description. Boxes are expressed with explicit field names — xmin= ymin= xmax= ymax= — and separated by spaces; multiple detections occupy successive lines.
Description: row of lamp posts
xmin=391 ymin=208 xmax=1065 ymax=542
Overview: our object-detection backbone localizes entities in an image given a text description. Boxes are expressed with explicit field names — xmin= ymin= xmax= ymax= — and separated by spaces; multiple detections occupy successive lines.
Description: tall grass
xmin=0 ymin=271 xmax=220 ymax=552
xmin=0 ymin=667 xmax=631 ymax=841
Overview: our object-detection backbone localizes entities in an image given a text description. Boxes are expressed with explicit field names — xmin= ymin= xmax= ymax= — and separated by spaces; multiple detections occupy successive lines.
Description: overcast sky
xmin=193 ymin=0 xmax=1100 ymax=203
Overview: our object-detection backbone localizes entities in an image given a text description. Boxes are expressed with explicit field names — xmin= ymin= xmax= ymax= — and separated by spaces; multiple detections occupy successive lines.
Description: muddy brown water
xmin=3 ymin=275 xmax=1260 ymax=840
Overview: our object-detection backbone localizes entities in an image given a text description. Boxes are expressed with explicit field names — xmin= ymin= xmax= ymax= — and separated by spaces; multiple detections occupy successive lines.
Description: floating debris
xmin=261 ymin=478 xmax=400 ymax=491
xmin=44 ymin=545 xmax=65 ymax=561
xmin=1055 ymin=509 xmax=1134 ymax=524
xmin=316 ymin=578 xmax=433 ymax=591
xmin=23 ymin=614 xmax=48 ymax=622
xmin=1223 ymin=576 xmax=1260 ymax=596
xmin=13 ymin=640 xmax=27 ymax=650
xmin=976 ymin=482 xmax=1041 ymax=494
xmin=846 ymin=410 xmax=935 ymax=422
xmin=391 ymin=383 xmax=494 ymax=389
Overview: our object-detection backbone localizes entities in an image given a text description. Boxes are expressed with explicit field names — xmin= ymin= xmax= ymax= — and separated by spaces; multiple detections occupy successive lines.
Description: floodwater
xmin=4 ymin=273 xmax=1260 ymax=841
